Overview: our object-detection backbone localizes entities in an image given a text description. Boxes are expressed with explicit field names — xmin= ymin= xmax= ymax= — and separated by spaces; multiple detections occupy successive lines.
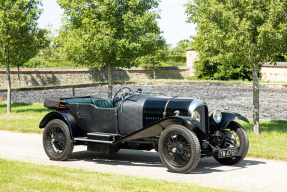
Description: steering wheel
xmin=113 ymin=86 xmax=132 ymax=105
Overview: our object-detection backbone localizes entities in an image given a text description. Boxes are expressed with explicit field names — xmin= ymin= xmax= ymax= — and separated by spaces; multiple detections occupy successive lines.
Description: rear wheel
xmin=158 ymin=125 xmax=201 ymax=173
xmin=214 ymin=122 xmax=249 ymax=165
xmin=43 ymin=119 xmax=74 ymax=161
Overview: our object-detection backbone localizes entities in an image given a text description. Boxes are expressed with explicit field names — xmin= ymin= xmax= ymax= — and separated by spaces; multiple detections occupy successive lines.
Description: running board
xmin=74 ymin=137 xmax=113 ymax=144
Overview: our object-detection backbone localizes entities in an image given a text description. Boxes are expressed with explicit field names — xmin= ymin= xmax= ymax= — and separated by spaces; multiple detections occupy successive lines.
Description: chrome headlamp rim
xmin=212 ymin=109 xmax=222 ymax=124
xmin=191 ymin=111 xmax=200 ymax=122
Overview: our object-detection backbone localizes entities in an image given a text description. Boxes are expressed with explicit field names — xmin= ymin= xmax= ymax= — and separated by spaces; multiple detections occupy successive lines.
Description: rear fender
xmin=214 ymin=112 xmax=249 ymax=131
xmin=112 ymin=116 xmax=201 ymax=145
xmin=39 ymin=111 xmax=81 ymax=139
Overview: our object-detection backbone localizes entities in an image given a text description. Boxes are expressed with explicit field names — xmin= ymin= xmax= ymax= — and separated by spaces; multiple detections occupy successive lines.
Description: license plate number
xmin=218 ymin=149 xmax=237 ymax=158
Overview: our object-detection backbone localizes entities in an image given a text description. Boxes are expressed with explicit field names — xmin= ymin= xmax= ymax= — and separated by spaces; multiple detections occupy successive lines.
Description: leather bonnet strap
xmin=163 ymin=96 xmax=177 ymax=118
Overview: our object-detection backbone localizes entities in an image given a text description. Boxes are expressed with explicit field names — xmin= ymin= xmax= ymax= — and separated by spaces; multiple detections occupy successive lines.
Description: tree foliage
xmin=37 ymin=31 xmax=65 ymax=60
xmin=0 ymin=0 xmax=49 ymax=113
xmin=185 ymin=0 xmax=287 ymax=134
xmin=57 ymin=0 xmax=165 ymax=97
xmin=170 ymin=38 xmax=193 ymax=55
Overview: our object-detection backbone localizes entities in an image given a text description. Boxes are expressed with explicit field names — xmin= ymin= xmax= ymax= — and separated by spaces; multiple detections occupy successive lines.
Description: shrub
xmin=23 ymin=59 xmax=50 ymax=68
xmin=22 ymin=58 xmax=86 ymax=68
xmin=194 ymin=57 xmax=255 ymax=81
xmin=165 ymin=55 xmax=186 ymax=63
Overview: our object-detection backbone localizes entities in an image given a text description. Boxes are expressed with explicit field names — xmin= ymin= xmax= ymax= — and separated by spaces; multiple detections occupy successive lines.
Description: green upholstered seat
xmin=61 ymin=98 xmax=93 ymax=104
xmin=93 ymin=99 xmax=114 ymax=108
xmin=61 ymin=97 xmax=114 ymax=108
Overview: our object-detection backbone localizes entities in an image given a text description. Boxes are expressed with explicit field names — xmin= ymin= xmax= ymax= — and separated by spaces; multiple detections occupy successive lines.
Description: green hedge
xmin=165 ymin=55 xmax=186 ymax=63
xmin=194 ymin=57 xmax=256 ymax=81
xmin=44 ymin=59 xmax=65 ymax=63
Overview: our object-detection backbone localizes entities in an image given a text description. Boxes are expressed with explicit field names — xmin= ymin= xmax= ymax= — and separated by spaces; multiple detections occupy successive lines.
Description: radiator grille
xmin=195 ymin=105 xmax=209 ymax=135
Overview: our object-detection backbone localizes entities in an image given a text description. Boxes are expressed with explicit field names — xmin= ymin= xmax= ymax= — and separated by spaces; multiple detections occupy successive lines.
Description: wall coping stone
xmin=0 ymin=66 xmax=190 ymax=73
xmin=1 ymin=81 xmax=287 ymax=93
xmin=261 ymin=62 xmax=287 ymax=68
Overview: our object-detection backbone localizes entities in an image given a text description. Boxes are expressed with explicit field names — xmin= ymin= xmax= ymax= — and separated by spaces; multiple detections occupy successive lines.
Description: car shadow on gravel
xmin=68 ymin=149 xmax=266 ymax=173
xmin=68 ymin=149 xmax=164 ymax=168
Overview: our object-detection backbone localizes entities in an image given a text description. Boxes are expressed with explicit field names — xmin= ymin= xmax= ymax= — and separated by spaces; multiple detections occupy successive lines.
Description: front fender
xmin=159 ymin=116 xmax=201 ymax=130
xmin=39 ymin=111 xmax=74 ymax=138
xmin=214 ymin=112 xmax=249 ymax=130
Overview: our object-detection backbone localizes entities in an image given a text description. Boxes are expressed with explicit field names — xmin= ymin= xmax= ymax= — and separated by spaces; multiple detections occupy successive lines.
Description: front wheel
xmin=43 ymin=119 xmax=74 ymax=161
xmin=214 ymin=122 xmax=249 ymax=165
xmin=158 ymin=125 xmax=201 ymax=173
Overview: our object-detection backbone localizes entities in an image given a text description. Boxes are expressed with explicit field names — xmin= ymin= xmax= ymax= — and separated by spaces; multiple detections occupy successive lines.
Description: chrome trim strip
xmin=188 ymin=99 xmax=206 ymax=116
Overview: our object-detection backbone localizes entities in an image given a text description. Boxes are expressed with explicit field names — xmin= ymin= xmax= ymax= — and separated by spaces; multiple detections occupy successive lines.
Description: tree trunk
xmin=107 ymin=64 xmax=113 ymax=98
xmin=153 ymin=60 xmax=156 ymax=80
xmin=252 ymin=63 xmax=260 ymax=135
xmin=5 ymin=61 xmax=11 ymax=114
xmin=17 ymin=66 xmax=21 ymax=87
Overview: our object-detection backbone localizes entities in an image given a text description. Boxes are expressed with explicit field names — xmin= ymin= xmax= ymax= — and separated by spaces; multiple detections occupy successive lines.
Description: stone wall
xmin=0 ymin=67 xmax=190 ymax=88
xmin=0 ymin=69 xmax=93 ymax=88
xmin=260 ymin=62 xmax=287 ymax=82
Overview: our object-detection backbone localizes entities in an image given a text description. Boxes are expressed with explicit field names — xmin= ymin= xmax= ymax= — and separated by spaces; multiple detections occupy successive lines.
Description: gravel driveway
xmin=1 ymin=130 xmax=286 ymax=192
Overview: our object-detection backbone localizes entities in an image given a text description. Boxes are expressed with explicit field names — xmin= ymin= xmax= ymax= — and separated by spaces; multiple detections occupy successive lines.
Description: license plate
xmin=218 ymin=148 xmax=237 ymax=158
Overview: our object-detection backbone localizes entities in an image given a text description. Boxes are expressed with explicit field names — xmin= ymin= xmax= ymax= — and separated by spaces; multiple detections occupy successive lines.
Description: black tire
xmin=158 ymin=125 xmax=201 ymax=173
xmin=214 ymin=121 xmax=249 ymax=165
xmin=43 ymin=119 xmax=74 ymax=161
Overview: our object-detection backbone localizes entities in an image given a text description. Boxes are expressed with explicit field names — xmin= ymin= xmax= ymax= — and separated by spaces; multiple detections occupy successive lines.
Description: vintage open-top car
xmin=40 ymin=86 xmax=249 ymax=173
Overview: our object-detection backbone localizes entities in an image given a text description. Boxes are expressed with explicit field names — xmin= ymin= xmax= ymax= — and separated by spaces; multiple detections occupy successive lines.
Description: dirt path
xmin=1 ymin=130 xmax=286 ymax=191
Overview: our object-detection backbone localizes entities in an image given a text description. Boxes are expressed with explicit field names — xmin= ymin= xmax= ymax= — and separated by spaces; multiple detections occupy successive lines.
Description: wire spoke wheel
xmin=163 ymin=132 xmax=191 ymax=167
xmin=159 ymin=125 xmax=201 ymax=173
xmin=213 ymin=122 xmax=249 ymax=165
xmin=46 ymin=126 xmax=66 ymax=156
xmin=43 ymin=119 xmax=74 ymax=161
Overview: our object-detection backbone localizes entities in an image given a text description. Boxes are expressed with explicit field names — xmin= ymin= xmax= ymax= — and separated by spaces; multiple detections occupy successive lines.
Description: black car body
xmin=40 ymin=87 xmax=249 ymax=173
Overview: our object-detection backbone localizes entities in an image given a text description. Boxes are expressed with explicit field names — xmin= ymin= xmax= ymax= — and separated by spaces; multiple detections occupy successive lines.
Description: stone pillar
xmin=186 ymin=47 xmax=199 ymax=76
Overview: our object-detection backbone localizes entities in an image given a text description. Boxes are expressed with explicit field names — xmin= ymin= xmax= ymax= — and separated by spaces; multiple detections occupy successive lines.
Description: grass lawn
xmin=0 ymin=158 xmax=233 ymax=192
xmin=0 ymin=101 xmax=287 ymax=161
xmin=239 ymin=120 xmax=287 ymax=161
xmin=0 ymin=102 xmax=50 ymax=134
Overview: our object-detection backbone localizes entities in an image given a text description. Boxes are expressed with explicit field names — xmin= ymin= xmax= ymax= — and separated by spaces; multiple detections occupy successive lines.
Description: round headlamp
xmin=213 ymin=110 xmax=222 ymax=124
xmin=192 ymin=111 xmax=200 ymax=122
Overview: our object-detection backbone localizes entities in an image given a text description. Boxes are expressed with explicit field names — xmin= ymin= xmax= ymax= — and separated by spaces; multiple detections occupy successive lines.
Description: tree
xmin=12 ymin=28 xmax=49 ymax=87
xmin=185 ymin=0 xmax=287 ymax=134
xmin=57 ymin=0 xmax=164 ymax=97
xmin=0 ymin=0 xmax=49 ymax=113
xmin=170 ymin=38 xmax=194 ymax=55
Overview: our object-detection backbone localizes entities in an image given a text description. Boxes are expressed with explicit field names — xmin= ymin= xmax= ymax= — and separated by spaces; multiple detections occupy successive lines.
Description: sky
xmin=37 ymin=0 xmax=197 ymax=47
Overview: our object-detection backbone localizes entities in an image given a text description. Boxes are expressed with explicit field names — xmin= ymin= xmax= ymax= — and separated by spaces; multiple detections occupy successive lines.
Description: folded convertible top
xmin=44 ymin=96 xmax=96 ymax=110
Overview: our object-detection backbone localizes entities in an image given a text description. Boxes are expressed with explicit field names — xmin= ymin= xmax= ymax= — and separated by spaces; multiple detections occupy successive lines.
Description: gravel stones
xmin=0 ymin=84 xmax=286 ymax=120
